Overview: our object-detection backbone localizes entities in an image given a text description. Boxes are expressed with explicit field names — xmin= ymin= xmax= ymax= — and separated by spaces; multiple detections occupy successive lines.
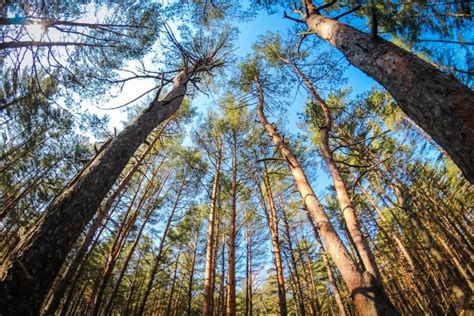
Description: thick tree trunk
xmin=0 ymin=70 xmax=190 ymax=315
xmin=203 ymin=142 xmax=222 ymax=316
xmin=254 ymin=76 xmax=399 ymax=315
xmin=42 ymin=207 xmax=107 ymax=316
xmin=285 ymin=58 xmax=381 ymax=282
xmin=43 ymin=177 xmax=132 ymax=315
xmin=304 ymin=10 xmax=474 ymax=183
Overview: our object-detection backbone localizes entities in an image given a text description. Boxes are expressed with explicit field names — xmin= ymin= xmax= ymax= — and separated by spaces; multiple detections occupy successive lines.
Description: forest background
xmin=0 ymin=0 xmax=473 ymax=315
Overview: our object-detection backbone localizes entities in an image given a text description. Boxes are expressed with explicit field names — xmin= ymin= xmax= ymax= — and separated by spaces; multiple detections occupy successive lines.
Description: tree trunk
xmin=284 ymin=58 xmax=381 ymax=282
xmin=171 ymin=271 xmax=186 ymax=316
xmin=0 ymin=70 xmax=191 ymax=315
xmin=100 ymin=167 xmax=169 ymax=314
xmin=254 ymin=75 xmax=399 ymax=315
xmin=225 ymin=135 xmax=238 ymax=316
xmin=311 ymin=230 xmax=347 ymax=316
xmin=303 ymin=7 xmax=474 ymax=183
xmin=217 ymin=222 xmax=226 ymax=315
xmin=102 ymin=192 xmax=161 ymax=315
xmin=392 ymin=183 xmax=473 ymax=313
xmin=42 ymin=208 xmax=107 ymax=316
xmin=91 ymin=169 xmax=155 ymax=316
xmin=245 ymin=214 xmax=253 ymax=316
xmin=135 ymin=174 xmax=187 ymax=315
xmin=355 ymin=179 xmax=416 ymax=272
xmin=203 ymin=141 xmax=222 ymax=316
xmin=279 ymin=197 xmax=306 ymax=316
xmin=58 ymin=212 xmax=114 ymax=316
xmin=255 ymin=169 xmax=288 ymax=316
xmin=187 ymin=232 xmax=199 ymax=316
xmin=123 ymin=250 xmax=144 ymax=315
xmin=165 ymin=247 xmax=182 ymax=316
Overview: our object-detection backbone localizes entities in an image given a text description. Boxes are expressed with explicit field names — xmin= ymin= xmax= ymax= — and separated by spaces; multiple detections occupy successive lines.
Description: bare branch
xmin=0 ymin=41 xmax=111 ymax=50
xmin=284 ymin=12 xmax=306 ymax=24
xmin=333 ymin=5 xmax=362 ymax=20
xmin=316 ymin=0 xmax=337 ymax=13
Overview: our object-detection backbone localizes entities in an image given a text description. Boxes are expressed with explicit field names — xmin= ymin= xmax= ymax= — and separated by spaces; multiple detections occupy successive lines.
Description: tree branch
xmin=0 ymin=17 xmax=143 ymax=29
xmin=283 ymin=12 xmax=306 ymax=24
xmin=0 ymin=41 xmax=110 ymax=50
xmin=316 ymin=0 xmax=337 ymax=13
xmin=333 ymin=5 xmax=362 ymax=20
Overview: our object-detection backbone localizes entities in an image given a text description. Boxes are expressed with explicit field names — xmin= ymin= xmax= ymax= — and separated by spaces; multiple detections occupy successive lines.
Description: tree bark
xmin=187 ymin=232 xmax=199 ymax=316
xmin=135 ymin=174 xmax=187 ymax=315
xmin=91 ymin=170 xmax=154 ymax=316
xmin=255 ymin=169 xmax=288 ymax=316
xmin=203 ymin=141 xmax=222 ymax=316
xmin=0 ymin=70 xmax=190 ymax=315
xmin=244 ymin=214 xmax=253 ymax=316
xmin=278 ymin=197 xmax=305 ymax=316
xmin=254 ymin=75 xmax=399 ymax=315
xmin=165 ymin=247 xmax=182 ymax=316
xmin=284 ymin=58 xmax=381 ymax=282
xmin=225 ymin=135 xmax=238 ymax=316
xmin=303 ymin=9 xmax=474 ymax=183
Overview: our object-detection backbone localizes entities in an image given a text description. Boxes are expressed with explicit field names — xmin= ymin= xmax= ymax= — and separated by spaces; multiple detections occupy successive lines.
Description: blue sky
xmin=191 ymin=8 xmax=379 ymax=133
xmin=188 ymin=8 xmax=380 ymax=197
xmin=65 ymin=4 xmax=384 ymax=200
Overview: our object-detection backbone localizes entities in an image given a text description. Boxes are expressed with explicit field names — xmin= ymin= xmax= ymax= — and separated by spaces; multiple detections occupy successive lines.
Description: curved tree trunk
xmin=254 ymin=75 xmax=399 ymax=315
xmin=302 ymin=5 xmax=474 ymax=183
xmin=0 ymin=70 xmax=190 ymax=315
xmin=284 ymin=58 xmax=381 ymax=282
